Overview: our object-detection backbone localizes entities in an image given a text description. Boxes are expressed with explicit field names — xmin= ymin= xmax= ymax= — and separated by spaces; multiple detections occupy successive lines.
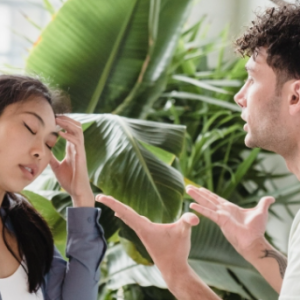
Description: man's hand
xmin=186 ymin=185 xmax=275 ymax=257
xmin=187 ymin=185 xmax=285 ymax=293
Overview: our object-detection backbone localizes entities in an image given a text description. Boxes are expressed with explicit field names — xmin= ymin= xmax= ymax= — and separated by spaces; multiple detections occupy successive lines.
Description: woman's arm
xmin=45 ymin=115 xmax=107 ymax=299
xmin=43 ymin=207 xmax=106 ymax=300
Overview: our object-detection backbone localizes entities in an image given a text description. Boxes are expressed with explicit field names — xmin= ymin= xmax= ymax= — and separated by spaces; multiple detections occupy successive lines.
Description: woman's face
xmin=0 ymin=97 xmax=58 ymax=193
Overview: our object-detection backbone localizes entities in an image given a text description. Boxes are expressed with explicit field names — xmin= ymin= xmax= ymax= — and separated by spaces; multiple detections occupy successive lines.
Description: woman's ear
xmin=288 ymin=80 xmax=300 ymax=116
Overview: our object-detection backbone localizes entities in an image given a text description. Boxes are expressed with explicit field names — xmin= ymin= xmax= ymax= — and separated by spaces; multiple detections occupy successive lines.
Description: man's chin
xmin=244 ymin=135 xmax=256 ymax=149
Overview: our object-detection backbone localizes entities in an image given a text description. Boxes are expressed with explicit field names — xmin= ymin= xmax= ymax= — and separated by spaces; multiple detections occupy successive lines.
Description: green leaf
xmin=162 ymin=91 xmax=241 ymax=112
xmin=106 ymin=243 xmax=165 ymax=290
xmin=172 ymin=74 xmax=231 ymax=94
xmin=26 ymin=0 xmax=193 ymax=118
xmin=81 ymin=114 xmax=185 ymax=223
xmin=42 ymin=0 xmax=56 ymax=15
xmin=140 ymin=142 xmax=175 ymax=165
xmin=222 ymin=148 xmax=261 ymax=198
xmin=22 ymin=190 xmax=67 ymax=257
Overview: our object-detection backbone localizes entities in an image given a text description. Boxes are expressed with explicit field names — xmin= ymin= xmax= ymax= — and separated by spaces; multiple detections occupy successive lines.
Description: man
xmin=96 ymin=4 xmax=300 ymax=299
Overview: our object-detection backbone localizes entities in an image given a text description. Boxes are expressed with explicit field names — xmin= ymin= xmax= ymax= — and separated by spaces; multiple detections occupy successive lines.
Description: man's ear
xmin=288 ymin=80 xmax=300 ymax=116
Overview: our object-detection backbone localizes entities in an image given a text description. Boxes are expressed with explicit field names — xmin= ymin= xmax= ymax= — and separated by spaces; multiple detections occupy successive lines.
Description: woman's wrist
xmin=71 ymin=191 xmax=95 ymax=207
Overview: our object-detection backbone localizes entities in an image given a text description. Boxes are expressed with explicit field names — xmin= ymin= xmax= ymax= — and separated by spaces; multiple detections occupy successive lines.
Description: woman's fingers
xmin=56 ymin=115 xmax=82 ymax=128
xmin=96 ymin=195 xmax=150 ymax=231
xmin=58 ymin=131 xmax=85 ymax=155
xmin=49 ymin=152 xmax=60 ymax=171
xmin=56 ymin=118 xmax=82 ymax=136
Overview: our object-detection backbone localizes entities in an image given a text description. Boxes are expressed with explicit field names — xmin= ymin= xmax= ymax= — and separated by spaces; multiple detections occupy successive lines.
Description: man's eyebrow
xmin=24 ymin=111 xmax=58 ymax=138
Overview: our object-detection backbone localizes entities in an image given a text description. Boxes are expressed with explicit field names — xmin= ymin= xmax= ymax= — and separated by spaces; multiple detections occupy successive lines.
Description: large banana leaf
xmin=26 ymin=0 xmax=193 ymax=118
xmin=105 ymin=217 xmax=278 ymax=300
xmin=31 ymin=113 xmax=185 ymax=223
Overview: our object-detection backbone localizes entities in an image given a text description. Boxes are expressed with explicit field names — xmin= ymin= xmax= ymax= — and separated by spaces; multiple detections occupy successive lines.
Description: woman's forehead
xmin=2 ymin=98 xmax=56 ymax=127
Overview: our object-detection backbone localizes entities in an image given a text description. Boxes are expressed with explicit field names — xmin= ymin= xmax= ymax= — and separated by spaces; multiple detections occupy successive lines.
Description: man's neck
xmin=283 ymin=151 xmax=300 ymax=181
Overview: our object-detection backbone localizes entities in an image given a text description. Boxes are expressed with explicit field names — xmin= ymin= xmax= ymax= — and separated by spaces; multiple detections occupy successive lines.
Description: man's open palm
xmin=186 ymin=186 xmax=275 ymax=255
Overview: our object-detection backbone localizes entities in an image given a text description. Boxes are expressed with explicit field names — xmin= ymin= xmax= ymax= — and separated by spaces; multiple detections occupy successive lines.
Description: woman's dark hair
xmin=235 ymin=4 xmax=300 ymax=87
xmin=0 ymin=75 xmax=70 ymax=293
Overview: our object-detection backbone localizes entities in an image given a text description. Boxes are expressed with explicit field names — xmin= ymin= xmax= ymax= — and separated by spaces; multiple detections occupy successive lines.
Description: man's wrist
xmin=160 ymin=261 xmax=191 ymax=285
xmin=241 ymin=236 xmax=273 ymax=265
xmin=161 ymin=262 xmax=221 ymax=300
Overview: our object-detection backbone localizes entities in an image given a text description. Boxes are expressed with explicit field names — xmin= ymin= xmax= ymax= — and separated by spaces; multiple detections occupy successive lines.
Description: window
xmin=0 ymin=0 xmax=61 ymax=71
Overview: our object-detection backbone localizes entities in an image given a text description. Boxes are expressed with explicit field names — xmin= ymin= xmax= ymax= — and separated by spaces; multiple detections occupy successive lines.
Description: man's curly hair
xmin=235 ymin=4 xmax=300 ymax=85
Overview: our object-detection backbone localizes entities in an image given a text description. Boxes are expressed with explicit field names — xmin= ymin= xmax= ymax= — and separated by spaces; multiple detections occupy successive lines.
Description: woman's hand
xmin=49 ymin=115 xmax=94 ymax=207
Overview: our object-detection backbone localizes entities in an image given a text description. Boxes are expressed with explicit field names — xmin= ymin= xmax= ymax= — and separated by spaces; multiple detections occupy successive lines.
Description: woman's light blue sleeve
xmin=43 ymin=207 xmax=107 ymax=300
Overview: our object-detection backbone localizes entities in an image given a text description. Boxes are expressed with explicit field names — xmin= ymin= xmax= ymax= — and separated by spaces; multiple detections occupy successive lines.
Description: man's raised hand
xmin=186 ymin=185 xmax=275 ymax=257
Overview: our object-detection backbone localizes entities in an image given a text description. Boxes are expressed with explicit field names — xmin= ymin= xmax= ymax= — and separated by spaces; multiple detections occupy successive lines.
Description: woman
xmin=0 ymin=75 xmax=106 ymax=300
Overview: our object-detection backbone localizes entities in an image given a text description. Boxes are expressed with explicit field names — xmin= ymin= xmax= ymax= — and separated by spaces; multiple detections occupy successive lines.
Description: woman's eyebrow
xmin=24 ymin=111 xmax=58 ymax=138
xmin=24 ymin=111 xmax=45 ymax=125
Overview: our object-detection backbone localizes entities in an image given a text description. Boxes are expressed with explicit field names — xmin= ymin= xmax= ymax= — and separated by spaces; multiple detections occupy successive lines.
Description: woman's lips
xmin=19 ymin=165 xmax=35 ymax=180
xmin=243 ymin=123 xmax=248 ymax=131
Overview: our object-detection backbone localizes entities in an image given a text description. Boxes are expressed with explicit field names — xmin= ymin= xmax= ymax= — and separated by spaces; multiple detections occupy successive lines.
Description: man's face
xmin=234 ymin=48 xmax=290 ymax=153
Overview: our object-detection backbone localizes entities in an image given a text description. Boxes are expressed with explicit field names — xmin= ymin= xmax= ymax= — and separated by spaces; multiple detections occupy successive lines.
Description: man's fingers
xmin=181 ymin=212 xmax=200 ymax=227
xmin=186 ymin=186 xmax=221 ymax=206
xmin=186 ymin=187 xmax=217 ymax=211
xmin=189 ymin=203 xmax=218 ymax=223
xmin=257 ymin=196 xmax=275 ymax=213
xmin=96 ymin=195 xmax=149 ymax=230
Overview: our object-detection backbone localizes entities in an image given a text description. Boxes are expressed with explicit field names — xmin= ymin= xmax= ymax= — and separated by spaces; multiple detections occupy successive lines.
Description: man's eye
xmin=46 ymin=145 xmax=53 ymax=150
xmin=24 ymin=122 xmax=36 ymax=135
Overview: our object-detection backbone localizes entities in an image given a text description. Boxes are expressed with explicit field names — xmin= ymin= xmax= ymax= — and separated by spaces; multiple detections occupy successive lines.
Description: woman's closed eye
xmin=24 ymin=122 xmax=36 ymax=135
xmin=24 ymin=122 xmax=53 ymax=150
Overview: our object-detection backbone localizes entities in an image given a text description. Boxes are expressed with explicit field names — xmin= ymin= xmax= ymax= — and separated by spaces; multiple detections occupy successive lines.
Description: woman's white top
xmin=0 ymin=261 xmax=44 ymax=300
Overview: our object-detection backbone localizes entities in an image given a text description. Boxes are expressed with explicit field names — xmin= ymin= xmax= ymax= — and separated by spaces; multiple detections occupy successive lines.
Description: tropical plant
xmin=3 ymin=0 xmax=300 ymax=299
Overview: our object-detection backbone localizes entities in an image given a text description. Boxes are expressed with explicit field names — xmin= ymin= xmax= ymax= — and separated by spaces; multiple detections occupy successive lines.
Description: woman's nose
xmin=30 ymin=141 xmax=45 ymax=159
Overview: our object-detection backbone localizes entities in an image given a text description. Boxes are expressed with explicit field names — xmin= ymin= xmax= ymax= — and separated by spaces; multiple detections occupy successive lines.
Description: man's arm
xmin=186 ymin=186 xmax=285 ymax=293
xmin=162 ymin=263 xmax=221 ymax=300
xmin=238 ymin=237 xmax=286 ymax=293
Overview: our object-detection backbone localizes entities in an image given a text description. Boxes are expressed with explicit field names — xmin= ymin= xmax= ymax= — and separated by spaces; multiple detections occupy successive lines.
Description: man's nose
xmin=234 ymin=87 xmax=247 ymax=108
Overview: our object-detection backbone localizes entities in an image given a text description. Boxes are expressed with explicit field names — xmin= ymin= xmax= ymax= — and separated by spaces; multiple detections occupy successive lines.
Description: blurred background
xmin=0 ymin=0 xmax=294 ymax=68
